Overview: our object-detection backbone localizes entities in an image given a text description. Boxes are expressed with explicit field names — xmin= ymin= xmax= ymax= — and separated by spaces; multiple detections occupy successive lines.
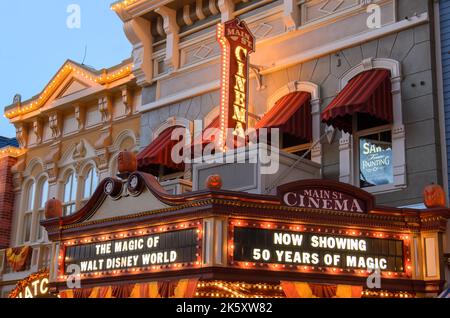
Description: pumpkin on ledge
xmin=118 ymin=149 xmax=137 ymax=174
xmin=206 ymin=174 xmax=223 ymax=190
xmin=423 ymin=183 xmax=446 ymax=208
xmin=45 ymin=198 xmax=62 ymax=219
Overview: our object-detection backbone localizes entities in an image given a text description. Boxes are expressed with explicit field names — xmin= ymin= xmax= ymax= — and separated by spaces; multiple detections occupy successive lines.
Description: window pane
xmin=92 ymin=170 xmax=99 ymax=193
xmin=359 ymin=131 xmax=393 ymax=188
xmin=23 ymin=214 xmax=32 ymax=243
xmin=38 ymin=210 xmax=46 ymax=241
xmin=27 ymin=182 xmax=35 ymax=211
xmin=64 ymin=172 xmax=77 ymax=203
xmin=84 ymin=169 xmax=93 ymax=199
xmin=71 ymin=174 xmax=78 ymax=202
xmin=39 ymin=179 xmax=49 ymax=209
xmin=64 ymin=174 xmax=73 ymax=203
xmin=64 ymin=204 xmax=74 ymax=216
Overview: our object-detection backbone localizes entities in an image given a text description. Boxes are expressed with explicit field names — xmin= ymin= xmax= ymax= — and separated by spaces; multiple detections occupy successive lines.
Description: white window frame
xmin=265 ymin=81 xmax=322 ymax=164
xmin=22 ymin=180 xmax=35 ymax=244
xmin=36 ymin=176 xmax=49 ymax=242
xmin=81 ymin=164 xmax=99 ymax=204
xmin=337 ymin=58 xmax=406 ymax=194
xmin=61 ymin=169 xmax=78 ymax=216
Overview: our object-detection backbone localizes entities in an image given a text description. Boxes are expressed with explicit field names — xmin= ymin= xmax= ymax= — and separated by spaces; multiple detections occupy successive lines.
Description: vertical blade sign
xmin=217 ymin=18 xmax=256 ymax=149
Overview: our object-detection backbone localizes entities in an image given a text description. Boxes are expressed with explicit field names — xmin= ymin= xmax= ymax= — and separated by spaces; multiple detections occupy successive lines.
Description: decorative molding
xmin=74 ymin=104 xmax=85 ymax=130
xmin=267 ymin=81 xmax=320 ymax=110
xmin=94 ymin=125 xmax=113 ymax=150
xmin=32 ymin=118 xmax=43 ymax=144
xmin=196 ymin=0 xmax=207 ymax=21
xmin=44 ymin=142 xmax=62 ymax=183
xmin=218 ymin=0 xmax=235 ymax=23
xmin=98 ymin=95 xmax=113 ymax=123
xmin=252 ymin=22 xmax=273 ymax=39
xmin=340 ymin=57 xmax=402 ymax=89
xmin=155 ymin=6 xmax=180 ymax=71
xmin=48 ymin=112 xmax=62 ymax=139
xmin=72 ymin=140 xmax=87 ymax=160
xmin=193 ymin=44 xmax=213 ymax=60
xmin=183 ymin=5 xmax=194 ymax=26
xmin=14 ymin=123 xmax=28 ymax=148
xmin=209 ymin=0 xmax=220 ymax=16
xmin=318 ymin=0 xmax=345 ymax=15
xmin=23 ymin=157 xmax=44 ymax=178
xmin=153 ymin=117 xmax=192 ymax=139
xmin=156 ymin=16 xmax=165 ymax=37
xmin=283 ymin=0 xmax=300 ymax=31
xmin=123 ymin=17 xmax=153 ymax=86
xmin=108 ymin=129 xmax=139 ymax=153
xmin=11 ymin=157 xmax=26 ymax=191
xmin=121 ymin=86 xmax=133 ymax=116
xmin=94 ymin=126 xmax=113 ymax=170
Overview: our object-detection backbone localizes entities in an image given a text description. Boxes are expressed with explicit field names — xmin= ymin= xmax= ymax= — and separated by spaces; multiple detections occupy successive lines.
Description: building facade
xmin=1 ymin=0 xmax=450 ymax=298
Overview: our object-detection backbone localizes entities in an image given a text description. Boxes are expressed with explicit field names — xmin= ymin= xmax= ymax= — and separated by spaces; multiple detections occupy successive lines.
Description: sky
xmin=0 ymin=0 xmax=132 ymax=138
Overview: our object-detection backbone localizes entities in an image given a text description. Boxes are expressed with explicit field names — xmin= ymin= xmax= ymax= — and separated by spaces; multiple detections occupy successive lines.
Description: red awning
xmin=256 ymin=91 xmax=312 ymax=142
xmin=321 ymin=69 xmax=393 ymax=134
xmin=137 ymin=126 xmax=185 ymax=174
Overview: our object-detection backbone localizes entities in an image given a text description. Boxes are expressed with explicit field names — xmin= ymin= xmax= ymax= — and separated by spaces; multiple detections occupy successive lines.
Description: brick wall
xmin=0 ymin=156 xmax=17 ymax=249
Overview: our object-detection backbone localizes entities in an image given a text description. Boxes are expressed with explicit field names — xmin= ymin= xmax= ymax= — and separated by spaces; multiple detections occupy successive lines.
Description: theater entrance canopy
xmin=41 ymin=172 xmax=450 ymax=298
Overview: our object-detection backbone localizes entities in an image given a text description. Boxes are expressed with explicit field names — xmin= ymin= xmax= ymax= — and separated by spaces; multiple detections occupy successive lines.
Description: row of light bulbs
xmin=4 ymin=63 xmax=133 ymax=119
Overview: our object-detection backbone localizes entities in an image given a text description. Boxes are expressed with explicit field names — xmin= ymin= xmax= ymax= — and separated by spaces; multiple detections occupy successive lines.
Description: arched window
xmin=23 ymin=181 xmax=35 ymax=243
xmin=63 ymin=172 xmax=77 ymax=216
xmin=83 ymin=167 xmax=99 ymax=200
xmin=37 ymin=178 xmax=49 ymax=241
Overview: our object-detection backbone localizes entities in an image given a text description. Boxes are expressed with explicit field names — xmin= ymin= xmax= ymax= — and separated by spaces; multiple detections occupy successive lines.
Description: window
xmin=23 ymin=182 xmax=35 ymax=243
xmin=37 ymin=179 xmax=49 ymax=241
xmin=83 ymin=167 xmax=99 ymax=200
xmin=63 ymin=172 xmax=77 ymax=216
xmin=332 ymin=58 xmax=406 ymax=193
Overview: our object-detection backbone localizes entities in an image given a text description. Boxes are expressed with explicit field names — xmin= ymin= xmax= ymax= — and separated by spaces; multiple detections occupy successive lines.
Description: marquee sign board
xmin=232 ymin=226 xmax=405 ymax=273
xmin=63 ymin=228 xmax=200 ymax=275
xmin=217 ymin=18 xmax=255 ymax=148
xmin=9 ymin=270 xmax=51 ymax=298
xmin=277 ymin=180 xmax=375 ymax=213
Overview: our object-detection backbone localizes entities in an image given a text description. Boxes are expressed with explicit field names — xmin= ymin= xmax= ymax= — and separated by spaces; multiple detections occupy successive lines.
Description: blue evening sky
xmin=0 ymin=0 xmax=132 ymax=138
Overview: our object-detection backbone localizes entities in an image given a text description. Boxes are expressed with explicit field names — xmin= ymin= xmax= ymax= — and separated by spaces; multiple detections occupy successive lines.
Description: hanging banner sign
xmin=217 ymin=18 xmax=256 ymax=147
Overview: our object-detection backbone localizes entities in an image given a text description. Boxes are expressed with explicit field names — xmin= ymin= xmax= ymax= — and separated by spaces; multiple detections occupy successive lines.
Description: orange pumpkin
xmin=206 ymin=175 xmax=223 ymax=190
xmin=45 ymin=198 xmax=62 ymax=219
xmin=118 ymin=150 xmax=137 ymax=174
xmin=423 ymin=183 xmax=446 ymax=208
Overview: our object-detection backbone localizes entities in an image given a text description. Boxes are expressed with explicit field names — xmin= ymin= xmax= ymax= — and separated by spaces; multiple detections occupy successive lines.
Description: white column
xmin=339 ymin=132 xmax=353 ymax=184
xmin=311 ymin=98 xmax=322 ymax=164
xmin=391 ymin=76 xmax=407 ymax=188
